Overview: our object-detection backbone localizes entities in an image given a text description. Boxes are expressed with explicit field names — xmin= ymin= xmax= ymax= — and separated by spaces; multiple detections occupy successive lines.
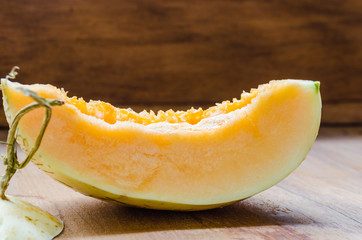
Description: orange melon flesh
xmin=1 ymin=79 xmax=321 ymax=210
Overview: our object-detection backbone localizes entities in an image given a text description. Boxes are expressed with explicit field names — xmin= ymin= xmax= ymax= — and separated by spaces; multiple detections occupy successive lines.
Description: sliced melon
xmin=0 ymin=196 xmax=63 ymax=240
xmin=1 ymin=79 xmax=321 ymax=210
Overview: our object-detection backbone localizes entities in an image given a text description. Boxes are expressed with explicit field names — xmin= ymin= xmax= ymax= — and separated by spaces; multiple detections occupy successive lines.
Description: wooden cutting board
xmin=0 ymin=127 xmax=361 ymax=239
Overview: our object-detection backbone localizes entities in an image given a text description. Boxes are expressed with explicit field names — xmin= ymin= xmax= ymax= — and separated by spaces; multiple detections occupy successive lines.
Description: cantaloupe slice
xmin=0 ymin=196 xmax=63 ymax=239
xmin=1 ymin=79 xmax=321 ymax=210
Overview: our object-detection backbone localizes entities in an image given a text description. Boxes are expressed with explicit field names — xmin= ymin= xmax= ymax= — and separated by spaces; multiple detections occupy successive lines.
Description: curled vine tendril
xmin=5 ymin=66 xmax=20 ymax=80
xmin=0 ymin=67 xmax=64 ymax=200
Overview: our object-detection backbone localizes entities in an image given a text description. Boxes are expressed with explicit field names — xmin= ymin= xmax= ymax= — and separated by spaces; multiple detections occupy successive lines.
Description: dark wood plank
xmin=0 ymin=127 xmax=361 ymax=239
xmin=1 ymin=0 xmax=362 ymax=126
xmin=322 ymin=103 xmax=362 ymax=124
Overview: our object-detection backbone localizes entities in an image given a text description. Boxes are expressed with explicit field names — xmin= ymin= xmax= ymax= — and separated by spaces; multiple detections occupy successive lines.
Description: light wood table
xmin=1 ymin=127 xmax=361 ymax=239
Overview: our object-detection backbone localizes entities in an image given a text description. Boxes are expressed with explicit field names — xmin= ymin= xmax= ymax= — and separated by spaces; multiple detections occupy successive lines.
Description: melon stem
xmin=0 ymin=85 xmax=64 ymax=200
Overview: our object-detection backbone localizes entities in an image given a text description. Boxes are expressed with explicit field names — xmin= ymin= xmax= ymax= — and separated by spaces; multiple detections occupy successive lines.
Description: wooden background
xmin=0 ymin=0 xmax=362 ymax=126
xmin=0 ymin=2 xmax=361 ymax=239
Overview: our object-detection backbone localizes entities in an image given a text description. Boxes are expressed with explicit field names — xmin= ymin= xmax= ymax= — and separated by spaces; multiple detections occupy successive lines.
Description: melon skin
xmin=1 ymin=79 xmax=321 ymax=210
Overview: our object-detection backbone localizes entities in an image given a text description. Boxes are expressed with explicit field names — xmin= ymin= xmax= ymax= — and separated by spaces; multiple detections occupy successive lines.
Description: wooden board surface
xmin=1 ymin=0 xmax=362 ymax=125
xmin=0 ymin=127 xmax=361 ymax=239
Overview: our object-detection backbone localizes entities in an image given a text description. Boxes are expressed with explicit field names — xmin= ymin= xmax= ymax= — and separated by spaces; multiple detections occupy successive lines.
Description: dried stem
xmin=0 ymin=71 xmax=64 ymax=200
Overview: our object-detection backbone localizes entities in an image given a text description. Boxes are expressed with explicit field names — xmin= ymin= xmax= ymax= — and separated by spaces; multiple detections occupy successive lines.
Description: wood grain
xmin=0 ymin=127 xmax=361 ymax=239
xmin=0 ymin=0 xmax=362 ymax=126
